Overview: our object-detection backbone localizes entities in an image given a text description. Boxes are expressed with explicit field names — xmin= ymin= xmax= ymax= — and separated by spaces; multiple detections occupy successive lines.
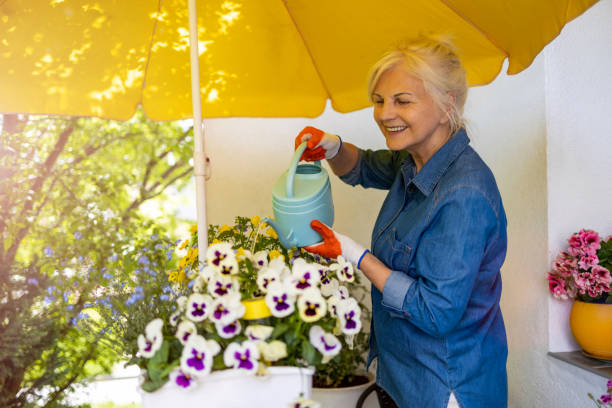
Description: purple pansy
xmin=223 ymin=341 xmax=259 ymax=374
xmin=180 ymin=335 xmax=220 ymax=377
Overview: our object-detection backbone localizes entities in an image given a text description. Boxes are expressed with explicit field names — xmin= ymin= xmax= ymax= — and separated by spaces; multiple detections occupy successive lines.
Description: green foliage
xmin=0 ymin=112 xmax=194 ymax=407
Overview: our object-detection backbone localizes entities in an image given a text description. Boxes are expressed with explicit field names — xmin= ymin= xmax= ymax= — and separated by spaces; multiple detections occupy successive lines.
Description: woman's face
xmin=372 ymin=63 xmax=450 ymax=161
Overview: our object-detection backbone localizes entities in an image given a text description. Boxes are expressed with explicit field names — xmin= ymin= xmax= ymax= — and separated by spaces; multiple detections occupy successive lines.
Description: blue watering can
xmin=263 ymin=142 xmax=334 ymax=249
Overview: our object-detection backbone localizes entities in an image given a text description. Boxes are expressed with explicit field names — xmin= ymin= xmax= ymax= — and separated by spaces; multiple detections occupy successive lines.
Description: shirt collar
xmin=401 ymin=128 xmax=470 ymax=196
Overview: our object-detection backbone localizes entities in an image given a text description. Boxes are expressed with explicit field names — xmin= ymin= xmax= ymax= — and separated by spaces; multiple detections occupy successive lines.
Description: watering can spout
xmin=262 ymin=217 xmax=295 ymax=249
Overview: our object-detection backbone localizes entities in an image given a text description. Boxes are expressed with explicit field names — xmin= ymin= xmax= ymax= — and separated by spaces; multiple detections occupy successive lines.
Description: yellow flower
xmin=266 ymin=227 xmax=278 ymax=239
xmin=212 ymin=239 xmax=222 ymax=244
xmin=236 ymin=247 xmax=249 ymax=261
xmin=187 ymin=247 xmax=198 ymax=261
xmin=218 ymin=224 xmax=232 ymax=234
xmin=167 ymin=270 xmax=179 ymax=283
xmin=269 ymin=250 xmax=284 ymax=262
xmin=189 ymin=224 xmax=197 ymax=234
xmin=251 ymin=216 xmax=261 ymax=227
xmin=179 ymin=257 xmax=188 ymax=268
xmin=179 ymin=240 xmax=189 ymax=250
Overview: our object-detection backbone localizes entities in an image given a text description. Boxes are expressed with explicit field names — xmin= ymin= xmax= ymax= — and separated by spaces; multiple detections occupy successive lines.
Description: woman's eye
xmin=397 ymin=100 xmax=411 ymax=105
xmin=373 ymin=100 xmax=384 ymax=105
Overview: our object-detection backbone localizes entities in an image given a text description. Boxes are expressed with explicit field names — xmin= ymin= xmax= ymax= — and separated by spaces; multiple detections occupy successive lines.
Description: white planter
xmin=312 ymin=375 xmax=379 ymax=408
xmin=140 ymin=366 xmax=313 ymax=408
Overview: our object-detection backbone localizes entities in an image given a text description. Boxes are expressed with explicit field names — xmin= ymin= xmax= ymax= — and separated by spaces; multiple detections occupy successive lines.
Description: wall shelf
xmin=548 ymin=351 xmax=612 ymax=378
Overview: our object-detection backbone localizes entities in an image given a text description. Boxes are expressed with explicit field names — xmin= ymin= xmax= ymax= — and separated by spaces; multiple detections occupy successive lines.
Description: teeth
xmin=386 ymin=126 xmax=406 ymax=132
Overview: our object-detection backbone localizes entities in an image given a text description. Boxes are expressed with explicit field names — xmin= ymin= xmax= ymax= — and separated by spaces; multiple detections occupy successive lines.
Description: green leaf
xmin=147 ymin=340 xmax=170 ymax=381
xmin=301 ymin=341 xmax=318 ymax=365
xmin=605 ymin=295 xmax=612 ymax=304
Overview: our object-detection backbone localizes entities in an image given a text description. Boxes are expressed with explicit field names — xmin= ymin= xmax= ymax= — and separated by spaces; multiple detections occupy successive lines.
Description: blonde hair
xmin=367 ymin=35 xmax=468 ymax=136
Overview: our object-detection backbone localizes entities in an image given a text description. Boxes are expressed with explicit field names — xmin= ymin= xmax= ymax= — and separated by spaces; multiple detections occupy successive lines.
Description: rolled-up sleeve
xmin=382 ymin=271 xmax=415 ymax=315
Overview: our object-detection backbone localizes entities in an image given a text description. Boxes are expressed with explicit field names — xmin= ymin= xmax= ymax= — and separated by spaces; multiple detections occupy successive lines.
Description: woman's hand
xmin=304 ymin=220 xmax=368 ymax=267
xmin=295 ymin=126 xmax=342 ymax=161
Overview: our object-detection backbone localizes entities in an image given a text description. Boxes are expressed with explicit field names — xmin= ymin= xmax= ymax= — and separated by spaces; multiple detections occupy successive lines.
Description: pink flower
xmin=578 ymin=254 xmax=599 ymax=270
xmin=568 ymin=233 xmax=582 ymax=248
xmin=574 ymin=273 xmax=594 ymax=295
xmin=578 ymin=229 xmax=601 ymax=250
xmin=552 ymin=252 xmax=578 ymax=278
xmin=592 ymin=265 xmax=612 ymax=284
xmin=547 ymin=274 xmax=568 ymax=299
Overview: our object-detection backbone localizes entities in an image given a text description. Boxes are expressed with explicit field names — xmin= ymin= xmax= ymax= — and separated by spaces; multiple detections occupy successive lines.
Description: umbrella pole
xmin=188 ymin=0 xmax=208 ymax=264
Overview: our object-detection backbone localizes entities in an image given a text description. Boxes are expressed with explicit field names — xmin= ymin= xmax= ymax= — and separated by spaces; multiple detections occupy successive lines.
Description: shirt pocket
xmin=386 ymin=228 xmax=414 ymax=272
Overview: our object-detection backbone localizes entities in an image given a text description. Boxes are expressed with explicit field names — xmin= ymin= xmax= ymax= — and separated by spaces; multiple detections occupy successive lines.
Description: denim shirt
xmin=340 ymin=129 xmax=508 ymax=408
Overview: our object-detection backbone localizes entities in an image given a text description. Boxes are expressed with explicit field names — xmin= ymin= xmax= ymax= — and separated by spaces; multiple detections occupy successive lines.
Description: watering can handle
xmin=286 ymin=142 xmax=321 ymax=198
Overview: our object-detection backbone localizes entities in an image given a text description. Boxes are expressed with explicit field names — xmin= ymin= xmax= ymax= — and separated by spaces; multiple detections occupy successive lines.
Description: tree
xmin=0 ymin=111 xmax=194 ymax=407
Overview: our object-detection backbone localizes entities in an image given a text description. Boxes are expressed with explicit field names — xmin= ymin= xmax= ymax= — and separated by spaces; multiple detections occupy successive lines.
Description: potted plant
xmin=127 ymin=216 xmax=370 ymax=407
xmin=588 ymin=378 xmax=612 ymax=407
xmin=547 ymin=228 xmax=612 ymax=360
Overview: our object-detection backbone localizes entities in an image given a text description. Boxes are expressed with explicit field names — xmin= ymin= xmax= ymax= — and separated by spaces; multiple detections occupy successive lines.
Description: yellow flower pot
xmin=569 ymin=300 xmax=612 ymax=360
xmin=241 ymin=297 xmax=272 ymax=320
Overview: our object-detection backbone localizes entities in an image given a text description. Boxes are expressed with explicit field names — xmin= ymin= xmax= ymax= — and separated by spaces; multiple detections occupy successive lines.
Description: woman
xmin=296 ymin=37 xmax=508 ymax=408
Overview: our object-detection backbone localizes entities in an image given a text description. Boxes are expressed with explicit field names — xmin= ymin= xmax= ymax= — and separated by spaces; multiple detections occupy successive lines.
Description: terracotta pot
xmin=569 ymin=300 xmax=612 ymax=360
xmin=312 ymin=374 xmax=378 ymax=408
xmin=140 ymin=366 xmax=313 ymax=408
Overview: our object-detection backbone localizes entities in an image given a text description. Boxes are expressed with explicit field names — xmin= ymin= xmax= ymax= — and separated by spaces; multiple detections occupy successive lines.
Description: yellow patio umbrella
xmin=0 ymin=0 xmax=600 ymax=257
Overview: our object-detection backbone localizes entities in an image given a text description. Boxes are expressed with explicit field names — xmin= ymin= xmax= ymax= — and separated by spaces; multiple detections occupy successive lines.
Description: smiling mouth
xmin=385 ymin=126 xmax=407 ymax=133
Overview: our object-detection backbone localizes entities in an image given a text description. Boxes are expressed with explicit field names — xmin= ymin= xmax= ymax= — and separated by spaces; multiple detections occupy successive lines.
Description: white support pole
xmin=188 ymin=0 xmax=208 ymax=264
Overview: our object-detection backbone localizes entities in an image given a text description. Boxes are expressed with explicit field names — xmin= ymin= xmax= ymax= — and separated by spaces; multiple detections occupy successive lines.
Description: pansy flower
xmin=218 ymin=257 xmax=240 ymax=276
xmin=291 ymin=258 xmax=320 ymax=293
xmin=207 ymin=274 xmax=239 ymax=298
xmin=253 ymin=250 xmax=269 ymax=269
xmin=315 ymin=263 xmax=331 ymax=285
xmin=309 ymin=325 xmax=342 ymax=363
xmin=244 ymin=325 xmax=274 ymax=342
xmin=297 ymin=288 xmax=327 ymax=323
xmin=258 ymin=340 xmax=288 ymax=362
xmin=180 ymin=334 xmax=220 ymax=377
xmin=137 ymin=318 xmax=164 ymax=358
xmin=223 ymin=341 xmax=260 ymax=374
xmin=256 ymin=267 xmax=280 ymax=293
xmin=206 ymin=242 xmax=233 ymax=267
xmin=186 ymin=293 xmax=213 ymax=322
xmin=210 ymin=292 xmax=245 ymax=325
xmin=175 ymin=320 xmax=197 ymax=345
xmin=169 ymin=310 xmax=181 ymax=326
xmin=336 ymin=297 xmax=362 ymax=335
xmin=199 ymin=265 xmax=217 ymax=283
xmin=215 ymin=319 xmax=242 ymax=339
xmin=320 ymin=277 xmax=339 ymax=298
xmin=170 ymin=368 xmax=196 ymax=390
xmin=265 ymin=281 xmax=297 ymax=318
xmin=268 ymin=256 xmax=291 ymax=277
xmin=176 ymin=296 xmax=188 ymax=311
xmin=330 ymin=256 xmax=355 ymax=282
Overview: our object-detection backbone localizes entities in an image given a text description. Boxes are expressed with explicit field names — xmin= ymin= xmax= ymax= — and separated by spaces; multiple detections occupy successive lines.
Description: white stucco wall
xmin=189 ymin=1 xmax=612 ymax=405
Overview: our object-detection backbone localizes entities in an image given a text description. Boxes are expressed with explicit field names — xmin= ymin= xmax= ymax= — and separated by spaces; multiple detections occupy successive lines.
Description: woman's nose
xmin=376 ymin=102 xmax=396 ymax=121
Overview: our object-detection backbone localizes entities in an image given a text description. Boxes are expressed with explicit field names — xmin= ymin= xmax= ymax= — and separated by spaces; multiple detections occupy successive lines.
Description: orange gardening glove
xmin=294 ymin=126 xmax=342 ymax=161
xmin=304 ymin=220 xmax=369 ymax=267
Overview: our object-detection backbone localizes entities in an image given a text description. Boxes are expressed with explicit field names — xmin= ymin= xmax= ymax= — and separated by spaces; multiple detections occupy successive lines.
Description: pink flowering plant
xmin=130 ymin=216 xmax=369 ymax=399
xmin=547 ymin=229 xmax=612 ymax=303
xmin=589 ymin=379 xmax=612 ymax=407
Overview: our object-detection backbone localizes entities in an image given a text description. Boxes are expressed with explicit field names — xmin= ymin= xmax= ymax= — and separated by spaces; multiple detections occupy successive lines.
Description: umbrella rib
xmin=281 ymin=0 xmax=333 ymax=101
xmin=439 ymin=0 xmax=510 ymax=58
xmin=141 ymin=0 xmax=165 ymax=101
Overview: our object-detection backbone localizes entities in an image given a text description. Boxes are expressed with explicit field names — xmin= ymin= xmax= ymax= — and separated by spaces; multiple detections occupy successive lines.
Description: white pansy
xmin=336 ymin=297 xmax=362 ymax=335
xmin=268 ymin=256 xmax=290 ymax=277
xmin=320 ymin=277 xmax=339 ymax=297
xmin=215 ymin=319 xmax=241 ymax=339
xmin=291 ymin=258 xmax=320 ymax=293
xmin=264 ymin=280 xmax=296 ymax=318
xmin=207 ymin=273 xmax=239 ymax=298
xmin=137 ymin=318 xmax=164 ymax=358
xmin=199 ymin=265 xmax=217 ymax=283
xmin=210 ymin=292 xmax=245 ymax=325
xmin=253 ymin=250 xmax=268 ymax=269
xmin=180 ymin=334 xmax=220 ymax=377
xmin=258 ymin=340 xmax=288 ymax=362
xmin=206 ymin=242 xmax=237 ymax=274
xmin=297 ymin=287 xmax=327 ymax=323
xmin=185 ymin=293 xmax=213 ymax=322
xmin=256 ymin=267 xmax=280 ymax=294
xmin=192 ymin=275 xmax=207 ymax=293
xmin=175 ymin=320 xmax=197 ymax=345
xmin=223 ymin=341 xmax=260 ymax=374
xmin=291 ymin=397 xmax=321 ymax=408
xmin=309 ymin=325 xmax=342 ymax=363
xmin=330 ymin=256 xmax=355 ymax=282
xmin=244 ymin=325 xmax=274 ymax=342
xmin=169 ymin=310 xmax=182 ymax=326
